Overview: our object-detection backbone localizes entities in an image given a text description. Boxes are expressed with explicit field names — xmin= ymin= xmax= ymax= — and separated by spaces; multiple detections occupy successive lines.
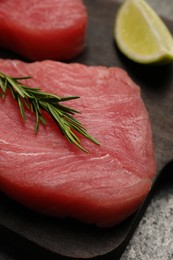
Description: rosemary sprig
xmin=0 ymin=71 xmax=99 ymax=152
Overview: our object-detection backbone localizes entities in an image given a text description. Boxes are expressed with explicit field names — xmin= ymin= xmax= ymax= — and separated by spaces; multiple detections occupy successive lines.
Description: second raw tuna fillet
xmin=0 ymin=0 xmax=87 ymax=61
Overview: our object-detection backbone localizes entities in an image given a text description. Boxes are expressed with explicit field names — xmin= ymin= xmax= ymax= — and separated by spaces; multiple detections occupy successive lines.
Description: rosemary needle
xmin=0 ymin=71 xmax=100 ymax=152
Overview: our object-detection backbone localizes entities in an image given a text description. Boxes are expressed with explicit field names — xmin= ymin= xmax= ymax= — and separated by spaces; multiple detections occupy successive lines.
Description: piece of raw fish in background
xmin=0 ymin=0 xmax=87 ymax=61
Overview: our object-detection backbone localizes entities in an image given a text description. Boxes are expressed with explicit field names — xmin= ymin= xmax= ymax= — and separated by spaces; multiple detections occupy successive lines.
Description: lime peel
xmin=114 ymin=0 xmax=173 ymax=64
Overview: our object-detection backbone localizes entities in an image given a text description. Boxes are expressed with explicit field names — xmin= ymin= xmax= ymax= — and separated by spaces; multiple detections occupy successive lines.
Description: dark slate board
xmin=0 ymin=0 xmax=173 ymax=259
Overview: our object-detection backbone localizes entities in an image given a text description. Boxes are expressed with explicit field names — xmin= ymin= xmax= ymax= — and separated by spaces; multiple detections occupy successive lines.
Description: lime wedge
xmin=114 ymin=0 xmax=173 ymax=64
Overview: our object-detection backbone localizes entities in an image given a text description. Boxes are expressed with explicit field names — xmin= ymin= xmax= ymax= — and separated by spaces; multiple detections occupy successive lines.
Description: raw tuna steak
xmin=0 ymin=0 xmax=87 ymax=61
xmin=0 ymin=59 xmax=156 ymax=227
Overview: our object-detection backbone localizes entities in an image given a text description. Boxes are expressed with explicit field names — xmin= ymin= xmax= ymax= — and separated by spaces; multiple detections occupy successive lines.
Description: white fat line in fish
xmin=1 ymin=150 xmax=49 ymax=156
xmin=89 ymin=153 xmax=110 ymax=160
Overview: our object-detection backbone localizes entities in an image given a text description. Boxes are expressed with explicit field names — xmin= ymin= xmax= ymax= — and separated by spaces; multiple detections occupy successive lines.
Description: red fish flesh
xmin=0 ymin=0 xmax=87 ymax=61
xmin=0 ymin=59 xmax=156 ymax=227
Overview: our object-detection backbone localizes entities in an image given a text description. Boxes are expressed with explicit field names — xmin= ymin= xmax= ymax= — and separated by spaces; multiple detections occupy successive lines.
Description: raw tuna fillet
xmin=0 ymin=0 xmax=87 ymax=61
xmin=0 ymin=59 xmax=156 ymax=228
